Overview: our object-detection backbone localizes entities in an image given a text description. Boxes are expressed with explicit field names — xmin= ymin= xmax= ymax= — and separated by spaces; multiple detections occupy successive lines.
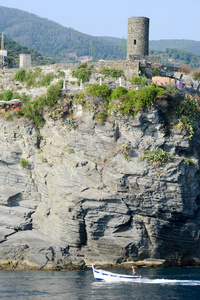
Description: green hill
xmin=1 ymin=6 xmax=200 ymax=66
xmin=99 ymin=37 xmax=200 ymax=68
xmin=100 ymin=37 xmax=200 ymax=57
xmin=0 ymin=6 xmax=123 ymax=62
xmin=150 ymin=40 xmax=200 ymax=56
xmin=2 ymin=35 xmax=56 ymax=68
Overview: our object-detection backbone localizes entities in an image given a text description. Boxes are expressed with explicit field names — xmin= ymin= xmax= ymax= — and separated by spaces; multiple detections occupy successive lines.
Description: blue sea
xmin=0 ymin=267 xmax=200 ymax=299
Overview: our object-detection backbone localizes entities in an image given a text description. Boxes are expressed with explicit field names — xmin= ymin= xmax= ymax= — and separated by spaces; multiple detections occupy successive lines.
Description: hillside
xmin=150 ymin=39 xmax=200 ymax=56
xmin=100 ymin=36 xmax=200 ymax=68
xmin=0 ymin=6 xmax=123 ymax=62
xmin=2 ymin=35 xmax=56 ymax=68
xmin=1 ymin=6 xmax=199 ymax=67
xmin=100 ymin=36 xmax=200 ymax=56
xmin=150 ymin=48 xmax=200 ymax=69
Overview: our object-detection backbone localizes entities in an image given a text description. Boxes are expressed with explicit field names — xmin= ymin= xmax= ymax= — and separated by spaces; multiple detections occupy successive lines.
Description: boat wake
xmin=92 ymin=278 xmax=200 ymax=286
xmin=135 ymin=278 xmax=200 ymax=286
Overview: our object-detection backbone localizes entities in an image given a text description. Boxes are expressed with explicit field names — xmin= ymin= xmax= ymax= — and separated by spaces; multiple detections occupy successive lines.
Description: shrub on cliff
xmin=86 ymin=84 xmax=110 ymax=99
xmin=46 ymin=80 xmax=62 ymax=107
xmin=177 ymin=94 xmax=200 ymax=138
xmin=14 ymin=68 xmax=55 ymax=88
xmin=72 ymin=63 xmax=92 ymax=85
xmin=94 ymin=110 xmax=108 ymax=125
xmin=115 ymin=86 xmax=164 ymax=117
xmin=21 ymin=81 xmax=63 ymax=127
xmin=14 ymin=69 xmax=26 ymax=82
xmin=21 ymin=96 xmax=46 ymax=128
xmin=120 ymin=143 xmax=132 ymax=162
xmin=129 ymin=76 xmax=148 ymax=86
xmin=20 ymin=158 xmax=29 ymax=168
xmin=140 ymin=147 xmax=173 ymax=167
xmin=110 ymin=86 xmax=128 ymax=99
xmin=3 ymin=90 xmax=13 ymax=101
xmin=39 ymin=72 xmax=55 ymax=87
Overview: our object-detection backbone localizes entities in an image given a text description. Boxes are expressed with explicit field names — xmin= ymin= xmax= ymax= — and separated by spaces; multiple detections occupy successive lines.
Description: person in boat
xmin=132 ymin=266 xmax=136 ymax=276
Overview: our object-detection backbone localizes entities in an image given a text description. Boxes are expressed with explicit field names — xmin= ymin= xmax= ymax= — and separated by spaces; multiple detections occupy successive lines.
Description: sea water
xmin=0 ymin=267 xmax=200 ymax=300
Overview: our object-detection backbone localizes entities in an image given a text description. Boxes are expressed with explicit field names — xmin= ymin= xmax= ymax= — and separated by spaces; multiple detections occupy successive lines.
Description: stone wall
xmin=0 ymin=60 xmax=139 ymax=99
xmin=127 ymin=17 xmax=149 ymax=59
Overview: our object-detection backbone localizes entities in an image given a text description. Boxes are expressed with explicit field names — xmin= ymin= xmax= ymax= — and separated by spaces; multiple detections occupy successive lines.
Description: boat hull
xmin=92 ymin=266 xmax=141 ymax=282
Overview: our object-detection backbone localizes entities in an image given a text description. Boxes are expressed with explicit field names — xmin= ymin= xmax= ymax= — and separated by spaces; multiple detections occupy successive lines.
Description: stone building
xmin=127 ymin=17 xmax=149 ymax=60
xmin=19 ymin=54 xmax=31 ymax=68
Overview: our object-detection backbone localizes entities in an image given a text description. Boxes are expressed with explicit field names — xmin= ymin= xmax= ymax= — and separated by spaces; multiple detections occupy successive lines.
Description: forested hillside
xmin=101 ymin=37 xmax=200 ymax=68
xmin=150 ymin=40 xmax=200 ymax=56
xmin=100 ymin=36 xmax=200 ymax=56
xmin=0 ymin=6 xmax=123 ymax=62
xmin=150 ymin=48 xmax=200 ymax=69
xmin=1 ymin=6 xmax=199 ymax=66
xmin=2 ymin=36 xmax=56 ymax=68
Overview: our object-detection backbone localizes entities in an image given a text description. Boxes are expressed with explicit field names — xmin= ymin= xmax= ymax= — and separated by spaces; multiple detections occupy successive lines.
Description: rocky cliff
xmin=1 ymin=102 xmax=200 ymax=269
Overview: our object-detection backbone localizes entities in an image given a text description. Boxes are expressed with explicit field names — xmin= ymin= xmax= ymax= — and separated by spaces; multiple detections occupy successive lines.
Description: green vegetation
xmin=1 ymin=35 xmax=55 ymax=68
xmin=57 ymin=70 xmax=65 ymax=78
xmin=5 ymin=114 xmax=13 ymax=121
xmin=68 ymin=148 xmax=75 ymax=154
xmin=100 ymin=37 xmax=200 ymax=57
xmin=152 ymin=69 xmax=160 ymax=76
xmin=14 ymin=69 xmax=26 ymax=82
xmin=192 ymin=68 xmax=200 ymax=80
xmin=72 ymin=63 xmax=92 ymax=85
xmin=14 ymin=68 xmax=55 ymax=88
xmin=2 ymin=6 xmax=200 ymax=64
xmin=2 ymin=90 xmax=13 ymax=101
xmin=129 ymin=76 xmax=148 ymax=86
xmin=94 ymin=110 xmax=107 ymax=125
xmin=0 ymin=89 xmax=30 ymax=102
xmin=177 ymin=94 xmax=200 ymax=139
xmin=120 ymin=37 xmax=127 ymax=59
xmin=110 ymin=86 xmax=128 ymax=99
xmin=149 ymin=40 xmax=200 ymax=56
xmin=39 ymin=73 xmax=55 ymax=86
xmin=100 ymin=67 xmax=124 ymax=78
xmin=86 ymin=83 xmax=110 ymax=99
xmin=20 ymin=81 xmax=62 ymax=127
xmin=0 ymin=6 xmax=122 ymax=62
xmin=150 ymin=48 xmax=200 ymax=69
xmin=114 ymin=85 xmax=164 ymax=117
xmin=120 ymin=143 xmax=132 ymax=162
xmin=46 ymin=81 xmax=63 ymax=107
xmin=20 ymin=158 xmax=29 ymax=168
xmin=89 ymin=43 xmax=95 ymax=62
xmin=140 ymin=147 xmax=173 ymax=167
xmin=184 ymin=157 xmax=194 ymax=164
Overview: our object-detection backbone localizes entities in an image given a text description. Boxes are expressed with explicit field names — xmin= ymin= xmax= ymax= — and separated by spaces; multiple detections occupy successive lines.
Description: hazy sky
xmin=0 ymin=0 xmax=199 ymax=41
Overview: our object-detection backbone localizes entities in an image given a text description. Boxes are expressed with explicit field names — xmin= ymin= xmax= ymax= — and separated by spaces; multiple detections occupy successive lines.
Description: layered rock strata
xmin=0 ymin=106 xmax=200 ymax=268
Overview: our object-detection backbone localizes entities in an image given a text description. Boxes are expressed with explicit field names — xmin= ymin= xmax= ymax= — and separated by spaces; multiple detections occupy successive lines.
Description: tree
xmin=120 ymin=37 xmax=127 ymax=59
xmin=89 ymin=43 xmax=95 ymax=62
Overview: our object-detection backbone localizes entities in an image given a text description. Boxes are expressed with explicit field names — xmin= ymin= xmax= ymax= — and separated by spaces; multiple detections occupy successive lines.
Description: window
xmin=134 ymin=40 xmax=136 ymax=45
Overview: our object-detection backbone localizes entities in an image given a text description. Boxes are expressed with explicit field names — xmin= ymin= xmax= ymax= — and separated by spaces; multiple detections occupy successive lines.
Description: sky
xmin=0 ymin=0 xmax=199 ymax=41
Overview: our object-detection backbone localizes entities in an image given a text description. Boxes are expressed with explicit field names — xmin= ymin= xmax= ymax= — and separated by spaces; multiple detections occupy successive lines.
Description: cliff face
xmin=0 ymin=106 xmax=200 ymax=268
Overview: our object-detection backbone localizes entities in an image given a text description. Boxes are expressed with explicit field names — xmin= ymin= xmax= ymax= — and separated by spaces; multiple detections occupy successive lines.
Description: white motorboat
xmin=92 ymin=265 xmax=141 ymax=282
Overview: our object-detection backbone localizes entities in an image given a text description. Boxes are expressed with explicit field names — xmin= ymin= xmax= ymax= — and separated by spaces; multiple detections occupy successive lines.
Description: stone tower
xmin=127 ymin=17 xmax=149 ymax=60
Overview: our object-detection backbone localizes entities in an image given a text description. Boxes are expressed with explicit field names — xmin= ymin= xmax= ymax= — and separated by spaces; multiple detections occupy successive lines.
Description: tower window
xmin=134 ymin=39 xmax=136 ymax=45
